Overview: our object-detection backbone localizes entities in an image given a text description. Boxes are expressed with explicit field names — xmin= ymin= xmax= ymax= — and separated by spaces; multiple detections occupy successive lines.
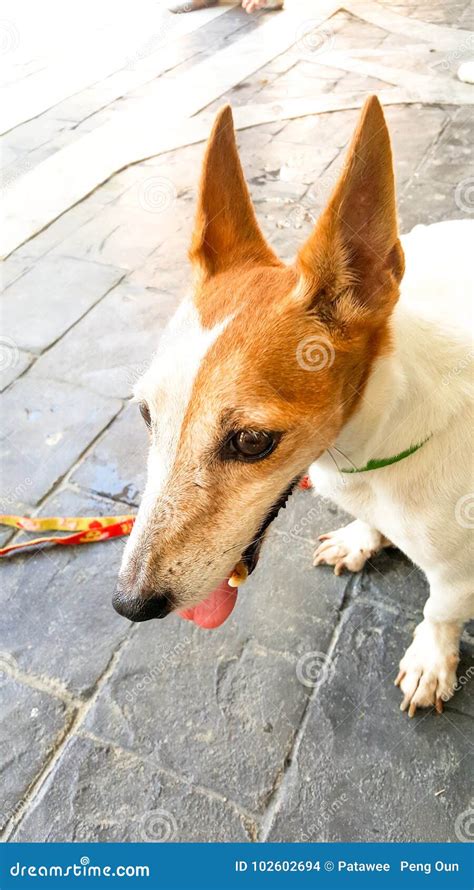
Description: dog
xmin=114 ymin=97 xmax=473 ymax=717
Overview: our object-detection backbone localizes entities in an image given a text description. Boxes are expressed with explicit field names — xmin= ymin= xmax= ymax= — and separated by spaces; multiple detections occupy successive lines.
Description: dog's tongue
xmin=178 ymin=579 xmax=237 ymax=629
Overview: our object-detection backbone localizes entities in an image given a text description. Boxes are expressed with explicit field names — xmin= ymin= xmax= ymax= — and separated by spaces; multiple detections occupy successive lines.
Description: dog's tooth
xmin=229 ymin=561 xmax=248 ymax=588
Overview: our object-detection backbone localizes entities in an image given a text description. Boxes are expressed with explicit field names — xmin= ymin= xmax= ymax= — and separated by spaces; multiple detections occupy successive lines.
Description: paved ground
xmin=1 ymin=0 xmax=473 ymax=844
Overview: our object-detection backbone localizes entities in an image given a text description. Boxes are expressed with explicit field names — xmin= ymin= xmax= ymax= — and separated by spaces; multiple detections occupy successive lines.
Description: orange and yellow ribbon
xmin=0 ymin=514 xmax=135 ymax=557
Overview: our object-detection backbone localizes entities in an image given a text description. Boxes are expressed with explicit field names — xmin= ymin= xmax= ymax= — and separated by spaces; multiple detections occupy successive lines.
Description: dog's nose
xmin=112 ymin=583 xmax=173 ymax=622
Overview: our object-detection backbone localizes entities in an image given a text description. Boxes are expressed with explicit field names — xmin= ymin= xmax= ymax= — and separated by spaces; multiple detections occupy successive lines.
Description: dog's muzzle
xmin=112 ymin=581 xmax=174 ymax=622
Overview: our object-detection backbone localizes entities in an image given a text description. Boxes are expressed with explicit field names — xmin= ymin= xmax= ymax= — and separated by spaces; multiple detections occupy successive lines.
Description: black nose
xmin=112 ymin=583 xmax=173 ymax=622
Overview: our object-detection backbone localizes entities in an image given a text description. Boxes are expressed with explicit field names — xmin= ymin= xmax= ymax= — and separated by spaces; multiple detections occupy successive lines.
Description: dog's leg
xmin=395 ymin=581 xmax=472 ymax=716
xmin=313 ymin=519 xmax=391 ymax=575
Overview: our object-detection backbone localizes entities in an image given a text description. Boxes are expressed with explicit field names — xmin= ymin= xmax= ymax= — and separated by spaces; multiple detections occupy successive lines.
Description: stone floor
xmin=1 ymin=0 xmax=473 ymax=844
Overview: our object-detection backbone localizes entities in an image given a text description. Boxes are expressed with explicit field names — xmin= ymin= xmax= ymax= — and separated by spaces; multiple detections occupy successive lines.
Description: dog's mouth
xmin=178 ymin=476 xmax=300 ymax=629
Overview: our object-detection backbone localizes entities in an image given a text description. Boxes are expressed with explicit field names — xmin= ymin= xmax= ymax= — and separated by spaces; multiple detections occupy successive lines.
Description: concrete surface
xmin=0 ymin=0 xmax=473 ymax=843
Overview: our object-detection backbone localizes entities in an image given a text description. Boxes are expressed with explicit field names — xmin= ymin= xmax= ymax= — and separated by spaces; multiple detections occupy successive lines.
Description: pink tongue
xmin=178 ymin=579 xmax=238 ymax=629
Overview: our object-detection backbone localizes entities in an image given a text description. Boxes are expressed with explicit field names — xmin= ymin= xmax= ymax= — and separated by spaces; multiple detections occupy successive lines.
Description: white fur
xmin=122 ymin=300 xmax=232 ymax=568
xmin=310 ymin=219 xmax=474 ymax=713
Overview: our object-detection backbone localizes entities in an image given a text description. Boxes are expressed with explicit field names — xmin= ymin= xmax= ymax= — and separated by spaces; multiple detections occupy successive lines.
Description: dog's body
xmin=311 ymin=218 xmax=473 ymax=713
xmin=116 ymin=98 xmax=473 ymax=717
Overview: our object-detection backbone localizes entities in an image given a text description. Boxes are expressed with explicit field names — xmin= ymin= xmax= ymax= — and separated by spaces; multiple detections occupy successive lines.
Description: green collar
xmin=340 ymin=436 xmax=431 ymax=474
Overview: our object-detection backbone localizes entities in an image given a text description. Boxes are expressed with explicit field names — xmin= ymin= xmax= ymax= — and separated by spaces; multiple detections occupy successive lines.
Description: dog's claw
xmin=313 ymin=522 xmax=385 ymax=575
xmin=395 ymin=620 xmax=459 ymax=718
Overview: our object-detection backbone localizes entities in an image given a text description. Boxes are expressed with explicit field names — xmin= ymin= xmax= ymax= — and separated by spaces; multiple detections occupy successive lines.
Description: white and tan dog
xmin=115 ymin=97 xmax=473 ymax=717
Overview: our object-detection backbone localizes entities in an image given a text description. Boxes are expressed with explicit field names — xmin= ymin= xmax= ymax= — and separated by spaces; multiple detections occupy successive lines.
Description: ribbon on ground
xmin=0 ymin=514 xmax=135 ymax=557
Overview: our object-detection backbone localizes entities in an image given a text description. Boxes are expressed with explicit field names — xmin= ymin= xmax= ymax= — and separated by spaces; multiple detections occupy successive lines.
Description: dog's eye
xmin=224 ymin=429 xmax=280 ymax=462
xmin=139 ymin=401 xmax=151 ymax=429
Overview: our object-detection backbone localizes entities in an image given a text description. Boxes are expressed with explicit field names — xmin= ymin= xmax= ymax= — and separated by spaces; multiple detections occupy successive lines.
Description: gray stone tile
xmin=13 ymin=735 xmax=253 ymax=842
xmin=384 ymin=105 xmax=449 ymax=192
xmin=1 ymin=377 xmax=121 ymax=504
xmin=1 ymin=256 xmax=124 ymax=353
xmin=49 ymin=204 xmax=166 ymax=271
xmin=71 ymin=403 xmax=148 ymax=507
xmin=236 ymin=488 xmax=350 ymax=655
xmin=30 ymin=282 xmax=178 ymax=399
xmin=0 ymin=488 xmax=133 ymax=697
xmin=351 ymin=547 xmax=429 ymax=620
xmin=128 ymin=245 xmax=192 ymax=293
xmin=399 ymin=177 xmax=464 ymax=232
xmin=85 ymin=621 xmax=311 ymax=813
xmin=0 ymin=256 xmax=33 ymax=291
xmin=0 ymin=347 xmax=33 ymax=392
xmin=266 ymin=601 xmax=474 ymax=842
xmin=0 ymin=673 xmax=72 ymax=832
xmin=14 ymin=199 xmax=110 ymax=260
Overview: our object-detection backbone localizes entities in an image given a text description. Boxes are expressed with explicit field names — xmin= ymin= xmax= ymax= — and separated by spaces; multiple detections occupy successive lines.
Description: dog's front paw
xmin=313 ymin=520 xmax=387 ymax=576
xmin=395 ymin=619 xmax=460 ymax=717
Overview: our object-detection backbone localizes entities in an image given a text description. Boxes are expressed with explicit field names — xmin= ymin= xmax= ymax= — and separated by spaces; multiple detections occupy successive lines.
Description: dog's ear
xmin=189 ymin=105 xmax=279 ymax=279
xmin=296 ymin=96 xmax=404 ymax=321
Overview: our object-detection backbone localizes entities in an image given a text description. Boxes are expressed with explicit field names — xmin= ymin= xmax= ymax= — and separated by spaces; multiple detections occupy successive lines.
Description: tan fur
xmin=118 ymin=97 xmax=404 ymax=611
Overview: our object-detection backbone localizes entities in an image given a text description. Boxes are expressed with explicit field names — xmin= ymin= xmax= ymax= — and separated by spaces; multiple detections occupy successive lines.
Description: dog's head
xmin=114 ymin=96 xmax=404 ymax=626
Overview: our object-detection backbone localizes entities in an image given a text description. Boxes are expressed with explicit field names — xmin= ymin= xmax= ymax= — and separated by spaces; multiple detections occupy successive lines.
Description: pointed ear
xmin=297 ymin=96 xmax=404 ymax=319
xmin=189 ymin=105 xmax=279 ymax=278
